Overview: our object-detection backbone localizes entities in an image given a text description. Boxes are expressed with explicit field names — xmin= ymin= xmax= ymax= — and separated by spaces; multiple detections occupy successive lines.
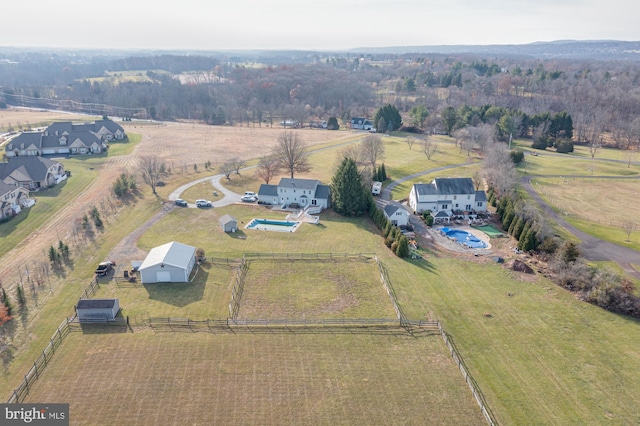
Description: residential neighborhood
xmin=4 ymin=119 xmax=126 ymax=157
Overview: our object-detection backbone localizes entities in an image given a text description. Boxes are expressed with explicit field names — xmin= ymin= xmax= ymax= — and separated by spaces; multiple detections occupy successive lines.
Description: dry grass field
xmin=238 ymin=258 xmax=397 ymax=320
xmin=23 ymin=331 xmax=486 ymax=426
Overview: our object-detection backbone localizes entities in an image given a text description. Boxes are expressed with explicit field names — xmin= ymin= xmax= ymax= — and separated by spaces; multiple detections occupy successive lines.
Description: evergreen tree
xmin=519 ymin=228 xmax=538 ymax=252
xmin=395 ymin=235 xmax=410 ymax=258
xmin=330 ymin=157 xmax=370 ymax=216
xmin=1 ymin=288 xmax=13 ymax=315
xmin=373 ymin=104 xmax=402 ymax=131
xmin=48 ymin=246 xmax=59 ymax=265
xmin=16 ymin=285 xmax=26 ymax=307
xmin=517 ymin=222 xmax=531 ymax=251
xmin=380 ymin=163 xmax=387 ymax=180
xmin=512 ymin=216 xmax=525 ymax=240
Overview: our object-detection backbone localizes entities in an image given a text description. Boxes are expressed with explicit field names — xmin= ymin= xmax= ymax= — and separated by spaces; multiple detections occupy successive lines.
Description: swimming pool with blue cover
xmin=438 ymin=227 xmax=488 ymax=249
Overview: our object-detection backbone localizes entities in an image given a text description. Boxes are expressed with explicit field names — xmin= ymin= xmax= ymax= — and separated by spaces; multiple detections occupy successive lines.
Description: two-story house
xmin=0 ymin=182 xmax=31 ymax=220
xmin=409 ymin=177 xmax=487 ymax=219
xmin=258 ymin=178 xmax=331 ymax=209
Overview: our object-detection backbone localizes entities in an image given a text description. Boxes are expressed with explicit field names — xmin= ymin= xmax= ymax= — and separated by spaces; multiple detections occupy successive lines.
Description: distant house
xmin=350 ymin=118 xmax=374 ymax=130
xmin=257 ymin=178 xmax=331 ymax=209
xmin=139 ymin=241 xmax=197 ymax=284
xmin=0 ymin=157 xmax=65 ymax=190
xmin=383 ymin=203 xmax=410 ymax=227
xmin=219 ymin=214 xmax=238 ymax=233
xmin=76 ymin=298 xmax=120 ymax=322
xmin=5 ymin=119 xmax=126 ymax=158
xmin=408 ymin=178 xmax=487 ymax=217
xmin=0 ymin=182 xmax=31 ymax=220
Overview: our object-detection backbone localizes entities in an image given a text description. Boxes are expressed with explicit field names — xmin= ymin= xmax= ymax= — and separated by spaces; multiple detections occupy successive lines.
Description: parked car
xmin=195 ymin=199 xmax=213 ymax=208
xmin=95 ymin=261 xmax=115 ymax=276
xmin=174 ymin=199 xmax=188 ymax=207
xmin=241 ymin=194 xmax=257 ymax=202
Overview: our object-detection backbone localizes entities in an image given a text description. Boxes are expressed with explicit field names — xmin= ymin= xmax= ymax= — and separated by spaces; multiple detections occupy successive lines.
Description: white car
xmin=195 ymin=199 xmax=212 ymax=208
xmin=241 ymin=194 xmax=257 ymax=202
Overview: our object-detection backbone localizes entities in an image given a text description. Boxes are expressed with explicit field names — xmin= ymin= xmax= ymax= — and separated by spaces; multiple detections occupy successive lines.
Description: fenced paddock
xmin=237 ymin=253 xmax=397 ymax=320
xmin=19 ymin=329 xmax=487 ymax=425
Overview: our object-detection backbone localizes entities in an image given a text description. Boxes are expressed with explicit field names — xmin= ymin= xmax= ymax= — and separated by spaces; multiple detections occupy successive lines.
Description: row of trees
xmin=5 ymin=50 xmax=640 ymax=151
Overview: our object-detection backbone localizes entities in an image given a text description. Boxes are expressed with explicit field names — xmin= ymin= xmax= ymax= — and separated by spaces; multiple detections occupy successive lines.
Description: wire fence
xmin=243 ymin=252 xmax=376 ymax=261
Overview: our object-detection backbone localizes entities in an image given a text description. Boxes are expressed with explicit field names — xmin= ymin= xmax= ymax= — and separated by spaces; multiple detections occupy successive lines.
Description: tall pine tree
xmin=331 ymin=158 xmax=371 ymax=217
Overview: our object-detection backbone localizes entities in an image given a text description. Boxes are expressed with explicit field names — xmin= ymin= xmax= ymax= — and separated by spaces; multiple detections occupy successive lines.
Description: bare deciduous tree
xmin=255 ymin=155 xmax=280 ymax=184
xmin=483 ymin=143 xmax=518 ymax=197
xmin=272 ymin=131 xmax=311 ymax=178
xmin=230 ymin=158 xmax=247 ymax=175
xmin=406 ymin=136 xmax=416 ymax=150
xmin=360 ymin=134 xmax=385 ymax=171
xmin=423 ymin=136 xmax=438 ymax=160
xmin=220 ymin=162 xmax=234 ymax=180
xmin=622 ymin=221 xmax=636 ymax=242
xmin=138 ymin=156 xmax=169 ymax=195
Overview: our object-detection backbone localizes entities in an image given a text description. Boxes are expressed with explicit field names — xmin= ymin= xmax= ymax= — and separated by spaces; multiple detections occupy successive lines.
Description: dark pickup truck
xmin=95 ymin=261 xmax=115 ymax=276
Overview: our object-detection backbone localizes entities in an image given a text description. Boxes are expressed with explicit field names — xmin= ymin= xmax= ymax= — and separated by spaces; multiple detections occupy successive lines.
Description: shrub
xmin=510 ymin=149 xmax=525 ymax=164
xmin=555 ymin=139 xmax=574 ymax=153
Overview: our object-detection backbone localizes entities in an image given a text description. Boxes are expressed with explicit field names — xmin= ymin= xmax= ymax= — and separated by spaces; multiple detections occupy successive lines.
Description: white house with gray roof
xmin=409 ymin=178 xmax=487 ymax=216
xmin=257 ymin=177 xmax=331 ymax=209
xmin=383 ymin=203 xmax=410 ymax=227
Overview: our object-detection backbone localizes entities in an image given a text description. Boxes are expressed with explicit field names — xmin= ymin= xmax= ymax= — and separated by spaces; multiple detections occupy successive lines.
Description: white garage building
xmin=139 ymin=241 xmax=197 ymax=284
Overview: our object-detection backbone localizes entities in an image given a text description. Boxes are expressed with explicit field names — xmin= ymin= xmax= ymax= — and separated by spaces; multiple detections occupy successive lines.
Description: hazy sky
xmin=2 ymin=0 xmax=638 ymax=50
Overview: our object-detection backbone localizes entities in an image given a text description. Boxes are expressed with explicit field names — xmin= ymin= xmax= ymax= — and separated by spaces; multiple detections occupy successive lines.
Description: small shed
xmin=139 ymin=241 xmax=196 ymax=284
xmin=219 ymin=214 xmax=238 ymax=233
xmin=76 ymin=298 xmax=120 ymax=322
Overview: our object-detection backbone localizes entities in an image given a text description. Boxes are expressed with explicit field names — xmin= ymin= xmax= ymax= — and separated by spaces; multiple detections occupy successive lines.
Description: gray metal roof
xmin=414 ymin=183 xmax=439 ymax=196
xmin=139 ymin=241 xmax=196 ymax=270
xmin=77 ymin=298 xmax=118 ymax=309
xmin=258 ymin=184 xmax=278 ymax=196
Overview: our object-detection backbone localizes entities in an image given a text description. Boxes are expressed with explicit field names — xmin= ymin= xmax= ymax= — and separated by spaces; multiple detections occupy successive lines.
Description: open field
xmin=239 ymin=258 xmax=397 ymax=320
xmin=23 ymin=331 xmax=485 ymax=426
xmin=533 ymin=177 xmax=640 ymax=251
xmin=0 ymin=108 xmax=97 ymax=134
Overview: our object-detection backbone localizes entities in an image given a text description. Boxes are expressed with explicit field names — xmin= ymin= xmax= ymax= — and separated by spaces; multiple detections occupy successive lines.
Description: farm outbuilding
xmin=139 ymin=241 xmax=197 ymax=284
xmin=76 ymin=298 xmax=120 ymax=322
xmin=219 ymin=214 xmax=238 ymax=233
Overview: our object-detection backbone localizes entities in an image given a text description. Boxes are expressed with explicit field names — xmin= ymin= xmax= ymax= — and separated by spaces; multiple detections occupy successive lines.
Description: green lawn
xmin=107 ymin=133 xmax=141 ymax=156
xmin=0 ymin=159 xmax=99 ymax=258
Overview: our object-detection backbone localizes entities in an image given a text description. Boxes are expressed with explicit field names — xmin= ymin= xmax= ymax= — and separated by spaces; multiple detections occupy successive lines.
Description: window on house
xmin=455 ymin=204 xmax=459 ymax=208
xmin=467 ymin=195 xmax=471 ymax=199
xmin=453 ymin=195 xmax=457 ymax=200
xmin=442 ymin=204 xmax=448 ymax=209
xmin=477 ymin=202 xmax=483 ymax=207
